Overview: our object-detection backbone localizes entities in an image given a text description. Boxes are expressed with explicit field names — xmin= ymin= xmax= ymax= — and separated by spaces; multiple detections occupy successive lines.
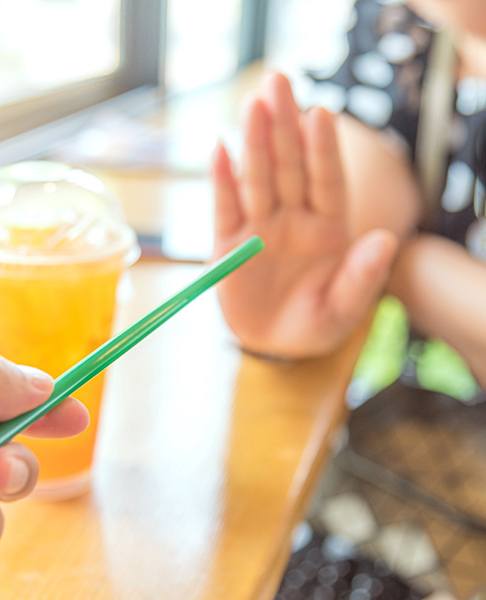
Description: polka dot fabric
xmin=306 ymin=0 xmax=486 ymax=255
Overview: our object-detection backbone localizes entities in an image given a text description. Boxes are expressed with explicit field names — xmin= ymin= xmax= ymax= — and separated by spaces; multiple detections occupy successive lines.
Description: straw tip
xmin=248 ymin=235 xmax=265 ymax=252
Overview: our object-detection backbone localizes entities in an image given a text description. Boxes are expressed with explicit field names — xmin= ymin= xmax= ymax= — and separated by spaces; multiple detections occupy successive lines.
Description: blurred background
xmin=0 ymin=0 xmax=355 ymax=258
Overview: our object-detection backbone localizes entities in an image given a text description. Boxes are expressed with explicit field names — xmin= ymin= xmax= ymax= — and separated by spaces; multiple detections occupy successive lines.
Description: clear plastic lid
xmin=0 ymin=161 xmax=139 ymax=266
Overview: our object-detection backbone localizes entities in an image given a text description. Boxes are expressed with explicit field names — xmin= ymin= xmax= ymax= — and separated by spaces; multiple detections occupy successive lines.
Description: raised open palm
xmin=213 ymin=74 xmax=397 ymax=358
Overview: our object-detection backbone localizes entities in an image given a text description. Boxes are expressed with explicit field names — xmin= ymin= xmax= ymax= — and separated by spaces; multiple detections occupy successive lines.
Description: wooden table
xmin=0 ymin=63 xmax=368 ymax=599
xmin=0 ymin=261 xmax=365 ymax=599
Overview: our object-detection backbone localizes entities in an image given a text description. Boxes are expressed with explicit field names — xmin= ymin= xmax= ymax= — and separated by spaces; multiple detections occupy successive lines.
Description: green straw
xmin=0 ymin=236 xmax=264 ymax=446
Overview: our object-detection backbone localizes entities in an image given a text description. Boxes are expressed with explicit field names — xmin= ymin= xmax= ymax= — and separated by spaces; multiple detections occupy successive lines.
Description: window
xmin=266 ymin=0 xmax=353 ymax=74
xmin=165 ymin=0 xmax=243 ymax=93
xmin=0 ymin=0 xmax=120 ymax=105
xmin=0 ymin=0 xmax=164 ymax=142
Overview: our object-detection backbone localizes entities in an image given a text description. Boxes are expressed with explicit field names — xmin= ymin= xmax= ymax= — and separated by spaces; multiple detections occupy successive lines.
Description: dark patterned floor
xmin=277 ymin=383 xmax=486 ymax=600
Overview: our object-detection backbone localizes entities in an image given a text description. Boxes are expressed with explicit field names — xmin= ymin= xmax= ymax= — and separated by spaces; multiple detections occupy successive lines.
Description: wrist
xmin=238 ymin=344 xmax=296 ymax=363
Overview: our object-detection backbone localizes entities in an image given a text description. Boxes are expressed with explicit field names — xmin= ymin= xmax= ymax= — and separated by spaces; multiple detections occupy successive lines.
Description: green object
xmin=414 ymin=339 xmax=479 ymax=401
xmin=0 ymin=236 xmax=264 ymax=446
xmin=352 ymin=296 xmax=409 ymax=397
xmin=352 ymin=296 xmax=479 ymax=403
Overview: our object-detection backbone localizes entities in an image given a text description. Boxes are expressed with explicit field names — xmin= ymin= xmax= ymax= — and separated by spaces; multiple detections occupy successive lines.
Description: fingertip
xmin=370 ymin=229 xmax=399 ymax=259
xmin=213 ymin=139 xmax=226 ymax=159
xmin=0 ymin=359 xmax=54 ymax=420
xmin=306 ymin=106 xmax=336 ymax=136
xmin=355 ymin=230 xmax=399 ymax=275
xmin=244 ymin=96 xmax=268 ymax=121
xmin=19 ymin=366 xmax=54 ymax=397
xmin=214 ymin=140 xmax=243 ymax=235
xmin=69 ymin=398 xmax=90 ymax=431
xmin=25 ymin=397 xmax=90 ymax=438
xmin=212 ymin=141 xmax=230 ymax=177
xmin=307 ymin=105 xmax=330 ymax=119
xmin=264 ymin=70 xmax=287 ymax=88
xmin=304 ymin=109 xmax=342 ymax=169
xmin=265 ymin=71 xmax=291 ymax=93
xmin=264 ymin=71 xmax=301 ymax=119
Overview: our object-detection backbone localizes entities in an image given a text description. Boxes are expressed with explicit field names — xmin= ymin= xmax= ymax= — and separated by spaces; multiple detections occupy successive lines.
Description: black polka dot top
xmin=306 ymin=0 xmax=486 ymax=257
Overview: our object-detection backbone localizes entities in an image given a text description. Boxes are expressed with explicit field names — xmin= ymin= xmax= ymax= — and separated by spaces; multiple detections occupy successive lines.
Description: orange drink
xmin=0 ymin=162 xmax=138 ymax=499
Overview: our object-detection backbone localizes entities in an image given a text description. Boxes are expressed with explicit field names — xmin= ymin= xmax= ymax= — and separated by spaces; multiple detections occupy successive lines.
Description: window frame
xmin=239 ymin=0 xmax=269 ymax=68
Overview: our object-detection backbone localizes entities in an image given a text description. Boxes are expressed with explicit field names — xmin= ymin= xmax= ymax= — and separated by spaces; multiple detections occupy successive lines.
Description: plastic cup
xmin=0 ymin=161 xmax=139 ymax=500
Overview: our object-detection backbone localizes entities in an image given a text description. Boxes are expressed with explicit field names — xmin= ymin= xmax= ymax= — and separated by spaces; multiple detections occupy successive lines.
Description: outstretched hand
xmin=213 ymin=73 xmax=397 ymax=358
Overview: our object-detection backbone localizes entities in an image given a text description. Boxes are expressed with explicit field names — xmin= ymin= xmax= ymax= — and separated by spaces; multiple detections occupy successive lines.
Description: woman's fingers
xmin=0 ymin=443 xmax=38 ymax=502
xmin=0 ymin=358 xmax=53 ymax=420
xmin=241 ymin=97 xmax=275 ymax=220
xmin=263 ymin=73 xmax=306 ymax=209
xmin=304 ymin=107 xmax=347 ymax=219
xmin=25 ymin=397 xmax=89 ymax=438
xmin=212 ymin=142 xmax=243 ymax=237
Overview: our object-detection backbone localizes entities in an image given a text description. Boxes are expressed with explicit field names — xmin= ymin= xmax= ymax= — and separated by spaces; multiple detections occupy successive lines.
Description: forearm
xmin=388 ymin=234 xmax=486 ymax=387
